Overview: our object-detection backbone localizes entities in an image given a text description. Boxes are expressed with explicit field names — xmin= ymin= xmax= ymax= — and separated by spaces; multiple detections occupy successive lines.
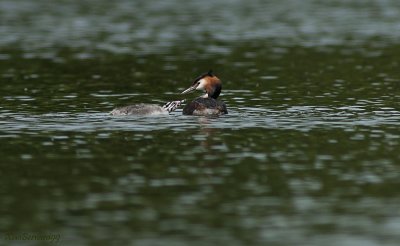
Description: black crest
xmin=192 ymin=70 xmax=215 ymax=84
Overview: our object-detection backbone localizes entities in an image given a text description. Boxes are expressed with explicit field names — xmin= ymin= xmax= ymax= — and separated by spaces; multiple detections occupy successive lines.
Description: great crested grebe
xmin=181 ymin=70 xmax=227 ymax=116
xmin=110 ymin=100 xmax=184 ymax=116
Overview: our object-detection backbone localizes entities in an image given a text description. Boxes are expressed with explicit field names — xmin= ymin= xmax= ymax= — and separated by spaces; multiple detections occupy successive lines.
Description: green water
xmin=1 ymin=1 xmax=400 ymax=245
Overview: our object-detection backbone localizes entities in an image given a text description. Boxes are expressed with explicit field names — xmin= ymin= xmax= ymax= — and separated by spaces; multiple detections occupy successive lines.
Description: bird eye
xmin=192 ymin=81 xmax=200 ymax=87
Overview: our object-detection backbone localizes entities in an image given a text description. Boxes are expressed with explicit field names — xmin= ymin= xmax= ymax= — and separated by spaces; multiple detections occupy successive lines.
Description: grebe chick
xmin=110 ymin=100 xmax=184 ymax=116
xmin=181 ymin=70 xmax=227 ymax=116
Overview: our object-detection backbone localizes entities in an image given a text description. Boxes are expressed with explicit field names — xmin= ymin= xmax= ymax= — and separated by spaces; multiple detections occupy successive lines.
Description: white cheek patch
xmin=196 ymin=78 xmax=207 ymax=90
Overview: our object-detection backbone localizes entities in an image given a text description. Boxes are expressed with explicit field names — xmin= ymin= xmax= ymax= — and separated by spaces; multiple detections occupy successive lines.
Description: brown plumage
xmin=181 ymin=70 xmax=227 ymax=116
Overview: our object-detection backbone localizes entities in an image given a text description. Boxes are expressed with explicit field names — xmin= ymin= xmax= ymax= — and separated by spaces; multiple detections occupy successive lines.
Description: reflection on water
xmin=1 ymin=0 xmax=400 ymax=245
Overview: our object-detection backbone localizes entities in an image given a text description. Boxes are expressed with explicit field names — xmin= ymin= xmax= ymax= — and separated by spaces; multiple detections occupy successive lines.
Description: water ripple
xmin=1 ymin=103 xmax=399 ymax=136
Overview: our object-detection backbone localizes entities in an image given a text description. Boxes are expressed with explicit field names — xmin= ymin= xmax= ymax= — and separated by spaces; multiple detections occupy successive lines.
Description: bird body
xmin=110 ymin=100 xmax=184 ymax=116
xmin=182 ymin=97 xmax=227 ymax=116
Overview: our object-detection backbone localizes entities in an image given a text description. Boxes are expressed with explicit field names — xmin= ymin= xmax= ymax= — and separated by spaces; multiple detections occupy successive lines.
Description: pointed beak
xmin=181 ymin=84 xmax=198 ymax=95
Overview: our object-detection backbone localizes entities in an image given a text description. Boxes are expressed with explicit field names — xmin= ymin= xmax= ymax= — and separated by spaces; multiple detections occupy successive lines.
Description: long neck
xmin=208 ymin=84 xmax=221 ymax=99
xmin=205 ymin=80 xmax=222 ymax=99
